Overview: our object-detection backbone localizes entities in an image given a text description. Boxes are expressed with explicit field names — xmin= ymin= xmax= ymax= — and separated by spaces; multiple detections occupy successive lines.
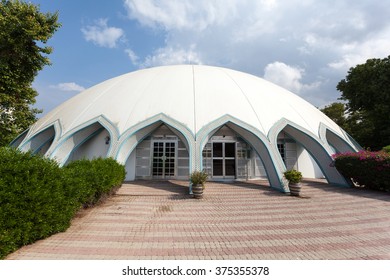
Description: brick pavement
xmin=6 ymin=180 xmax=390 ymax=260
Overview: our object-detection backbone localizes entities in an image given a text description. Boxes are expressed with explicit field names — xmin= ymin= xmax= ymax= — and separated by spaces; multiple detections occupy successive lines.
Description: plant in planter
xmin=190 ymin=170 xmax=208 ymax=199
xmin=284 ymin=169 xmax=303 ymax=196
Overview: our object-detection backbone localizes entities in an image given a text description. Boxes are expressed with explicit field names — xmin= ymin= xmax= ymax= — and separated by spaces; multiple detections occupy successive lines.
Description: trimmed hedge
xmin=333 ymin=150 xmax=390 ymax=192
xmin=383 ymin=145 xmax=390 ymax=153
xmin=64 ymin=158 xmax=126 ymax=206
xmin=0 ymin=148 xmax=125 ymax=259
xmin=0 ymin=148 xmax=77 ymax=258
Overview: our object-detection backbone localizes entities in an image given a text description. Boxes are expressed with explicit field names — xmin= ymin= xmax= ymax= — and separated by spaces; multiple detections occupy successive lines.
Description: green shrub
xmin=190 ymin=170 xmax=208 ymax=186
xmin=64 ymin=157 xmax=126 ymax=207
xmin=333 ymin=150 xmax=390 ymax=192
xmin=383 ymin=145 xmax=390 ymax=154
xmin=0 ymin=148 xmax=126 ymax=259
xmin=283 ymin=169 xmax=302 ymax=183
xmin=0 ymin=147 xmax=78 ymax=259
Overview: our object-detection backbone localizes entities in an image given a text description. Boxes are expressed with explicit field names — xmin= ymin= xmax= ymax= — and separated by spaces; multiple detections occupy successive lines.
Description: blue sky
xmin=30 ymin=0 xmax=390 ymax=117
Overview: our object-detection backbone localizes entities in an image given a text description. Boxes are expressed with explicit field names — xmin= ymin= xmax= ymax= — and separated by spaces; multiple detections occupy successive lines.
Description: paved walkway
xmin=7 ymin=180 xmax=390 ymax=260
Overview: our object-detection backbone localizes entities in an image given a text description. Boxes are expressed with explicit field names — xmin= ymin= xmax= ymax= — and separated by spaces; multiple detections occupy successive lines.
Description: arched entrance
xmin=276 ymin=129 xmax=324 ymax=179
xmin=18 ymin=125 xmax=55 ymax=155
xmin=129 ymin=124 xmax=190 ymax=180
xmin=64 ymin=124 xmax=110 ymax=164
xmin=269 ymin=119 xmax=349 ymax=186
xmin=48 ymin=120 xmax=114 ymax=166
xmin=202 ymin=125 xmax=267 ymax=180
xmin=117 ymin=119 xmax=193 ymax=181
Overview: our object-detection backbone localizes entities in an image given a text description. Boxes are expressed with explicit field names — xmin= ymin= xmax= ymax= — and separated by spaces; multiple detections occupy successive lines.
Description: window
xmin=277 ymin=143 xmax=285 ymax=162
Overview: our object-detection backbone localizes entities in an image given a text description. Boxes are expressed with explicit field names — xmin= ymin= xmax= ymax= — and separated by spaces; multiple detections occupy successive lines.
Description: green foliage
xmin=320 ymin=102 xmax=374 ymax=148
xmin=382 ymin=145 xmax=390 ymax=154
xmin=320 ymin=102 xmax=348 ymax=128
xmin=64 ymin=158 xmax=126 ymax=206
xmin=0 ymin=148 xmax=125 ymax=259
xmin=0 ymin=0 xmax=60 ymax=146
xmin=333 ymin=151 xmax=390 ymax=192
xmin=0 ymin=147 xmax=77 ymax=258
xmin=337 ymin=55 xmax=390 ymax=150
xmin=190 ymin=170 xmax=208 ymax=186
xmin=283 ymin=169 xmax=302 ymax=183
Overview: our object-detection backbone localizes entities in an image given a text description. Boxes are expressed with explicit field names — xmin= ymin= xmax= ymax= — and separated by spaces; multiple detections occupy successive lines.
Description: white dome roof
xmin=30 ymin=64 xmax=343 ymax=138
xmin=17 ymin=64 xmax=360 ymax=191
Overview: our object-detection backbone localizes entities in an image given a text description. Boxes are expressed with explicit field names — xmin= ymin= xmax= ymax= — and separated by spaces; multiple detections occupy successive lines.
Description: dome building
xmin=12 ymin=65 xmax=360 ymax=192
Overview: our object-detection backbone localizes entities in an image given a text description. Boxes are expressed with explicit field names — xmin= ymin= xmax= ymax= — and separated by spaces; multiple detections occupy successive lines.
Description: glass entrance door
xmin=212 ymin=142 xmax=236 ymax=178
xmin=152 ymin=141 xmax=176 ymax=178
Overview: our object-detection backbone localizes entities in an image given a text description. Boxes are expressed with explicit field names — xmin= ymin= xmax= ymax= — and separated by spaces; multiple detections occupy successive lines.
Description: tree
xmin=320 ymin=102 xmax=372 ymax=147
xmin=337 ymin=55 xmax=390 ymax=150
xmin=0 ymin=0 xmax=60 ymax=147
xmin=320 ymin=102 xmax=347 ymax=128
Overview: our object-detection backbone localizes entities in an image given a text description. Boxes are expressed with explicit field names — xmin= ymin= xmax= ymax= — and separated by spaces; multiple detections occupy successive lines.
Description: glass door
xmin=212 ymin=142 xmax=223 ymax=176
xmin=212 ymin=142 xmax=236 ymax=178
xmin=164 ymin=142 xmax=175 ymax=177
xmin=224 ymin=142 xmax=236 ymax=177
xmin=152 ymin=141 xmax=176 ymax=178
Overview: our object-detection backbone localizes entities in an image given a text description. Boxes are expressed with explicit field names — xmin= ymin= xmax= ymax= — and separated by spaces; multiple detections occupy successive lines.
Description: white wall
xmin=252 ymin=152 xmax=267 ymax=178
xmin=125 ymin=150 xmax=136 ymax=181
xmin=284 ymin=142 xmax=298 ymax=170
xmin=68 ymin=129 xmax=110 ymax=162
xmin=296 ymin=144 xmax=324 ymax=179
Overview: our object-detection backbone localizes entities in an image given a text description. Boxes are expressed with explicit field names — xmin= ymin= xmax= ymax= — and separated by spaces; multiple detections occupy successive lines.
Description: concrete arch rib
xmin=115 ymin=114 xmax=195 ymax=170
xmin=47 ymin=115 xmax=117 ymax=166
xmin=318 ymin=123 xmax=360 ymax=153
xmin=196 ymin=115 xmax=287 ymax=192
xmin=18 ymin=121 xmax=60 ymax=155
xmin=10 ymin=129 xmax=29 ymax=148
xmin=269 ymin=118 xmax=350 ymax=187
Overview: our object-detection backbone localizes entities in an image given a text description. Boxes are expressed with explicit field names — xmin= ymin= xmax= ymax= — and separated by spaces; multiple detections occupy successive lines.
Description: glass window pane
xmin=213 ymin=143 xmax=223 ymax=157
xmin=225 ymin=143 xmax=235 ymax=157
xmin=213 ymin=159 xmax=223 ymax=176
xmin=225 ymin=159 xmax=236 ymax=176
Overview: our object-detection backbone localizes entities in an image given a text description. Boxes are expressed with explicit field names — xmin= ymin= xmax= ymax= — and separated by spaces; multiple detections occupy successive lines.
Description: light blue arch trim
xmin=115 ymin=113 xmax=195 ymax=172
xmin=33 ymin=135 xmax=55 ymax=155
xmin=341 ymin=128 xmax=363 ymax=151
xmin=196 ymin=114 xmax=287 ymax=192
xmin=10 ymin=128 xmax=29 ymax=148
xmin=115 ymin=121 xmax=162 ymax=165
xmin=318 ymin=122 xmax=360 ymax=153
xmin=18 ymin=121 xmax=61 ymax=155
xmin=197 ymin=114 xmax=271 ymax=151
xmin=268 ymin=118 xmax=350 ymax=187
xmin=48 ymin=115 xmax=117 ymax=166
xmin=64 ymin=127 xmax=105 ymax=163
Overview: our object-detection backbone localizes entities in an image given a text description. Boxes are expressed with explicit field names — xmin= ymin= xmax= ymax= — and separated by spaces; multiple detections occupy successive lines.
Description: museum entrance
xmin=152 ymin=140 xmax=176 ymax=179
xmin=202 ymin=125 xmax=268 ymax=181
xmin=212 ymin=142 xmax=236 ymax=178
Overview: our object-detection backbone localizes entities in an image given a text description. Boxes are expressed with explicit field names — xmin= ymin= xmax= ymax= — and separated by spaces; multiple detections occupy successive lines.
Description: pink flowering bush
xmin=333 ymin=150 xmax=390 ymax=192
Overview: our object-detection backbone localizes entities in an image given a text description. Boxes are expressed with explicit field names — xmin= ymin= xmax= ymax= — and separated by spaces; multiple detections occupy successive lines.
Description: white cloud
xmin=140 ymin=45 xmax=202 ymax=68
xmin=125 ymin=48 xmax=139 ymax=65
xmin=263 ymin=62 xmax=304 ymax=93
xmin=328 ymin=54 xmax=364 ymax=71
xmin=263 ymin=62 xmax=320 ymax=94
xmin=51 ymin=82 xmax=86 ymax=92
xmin=122 ymin=0 xmax=390 ymax=106
xmin=328 ymin=27 xmax=390 ymax=71
xmin=124 ymin=0 xmax=237 ymax=31
xmin=81 ymin=18 xmax=124 ymax=48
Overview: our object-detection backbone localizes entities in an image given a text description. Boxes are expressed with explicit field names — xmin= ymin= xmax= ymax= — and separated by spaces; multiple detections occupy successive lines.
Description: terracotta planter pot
xmin=289 ymin=182 xmax=302 ymax=196
xmin=192 ymin=184 xmax=204 ymax=199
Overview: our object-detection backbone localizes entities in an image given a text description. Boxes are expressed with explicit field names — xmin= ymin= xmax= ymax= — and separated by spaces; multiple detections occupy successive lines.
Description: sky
xmin=29 ymin=0 xmax=390 ymax=117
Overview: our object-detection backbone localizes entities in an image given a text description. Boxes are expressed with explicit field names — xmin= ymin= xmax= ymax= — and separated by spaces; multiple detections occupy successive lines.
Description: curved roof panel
xmin=28 ymin=65 xmax=344 ymax=138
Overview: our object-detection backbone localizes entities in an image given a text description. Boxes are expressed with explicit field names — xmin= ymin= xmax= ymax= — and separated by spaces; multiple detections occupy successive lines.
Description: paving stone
xmin=6 ymin=180 xmax=390 ymax=260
